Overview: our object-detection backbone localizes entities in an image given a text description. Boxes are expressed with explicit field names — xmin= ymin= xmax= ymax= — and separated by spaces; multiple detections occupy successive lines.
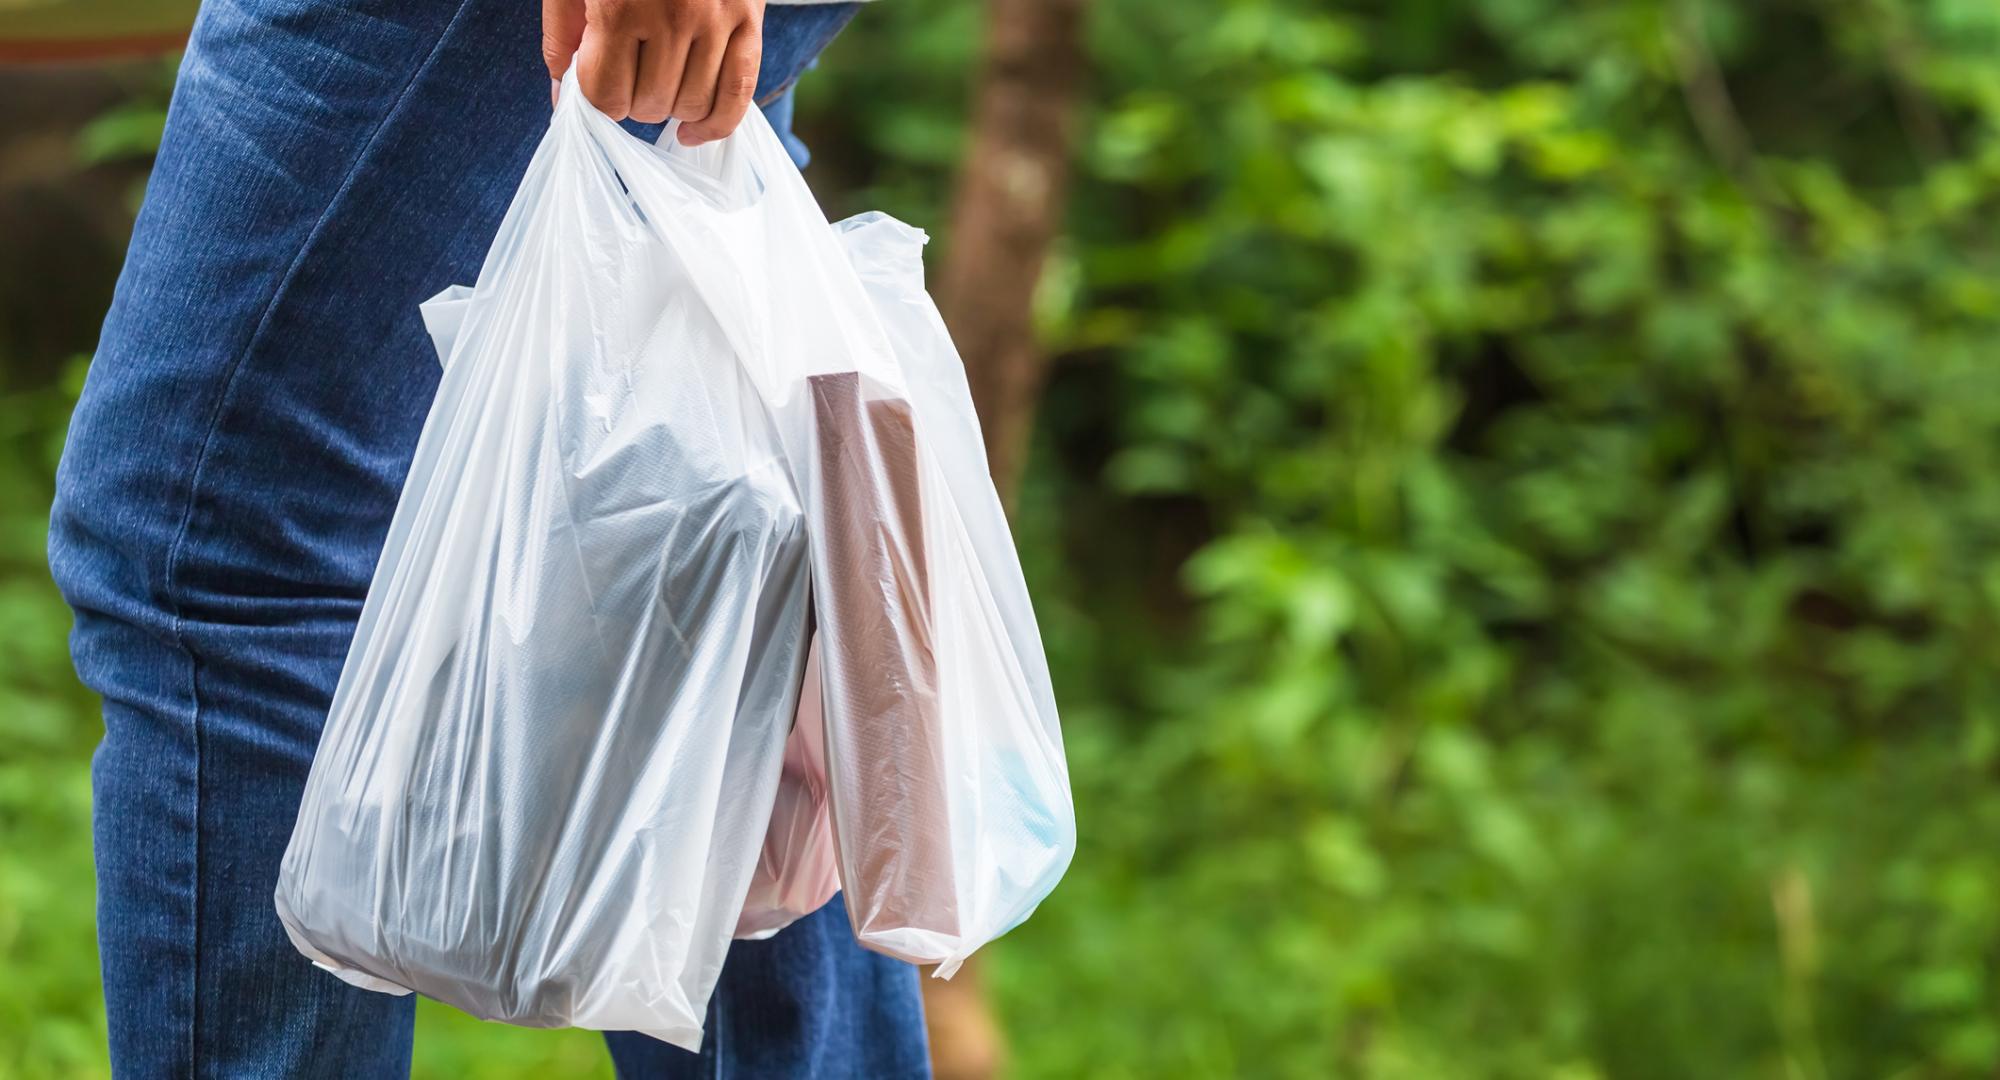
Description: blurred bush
xmin=0 ymin=363 xmax=104 ymax=1078
xmin=815 ymin=0 xmax=2000 ymax=1075
xmin=9 ymin=0 xmax=2000 ymax=1076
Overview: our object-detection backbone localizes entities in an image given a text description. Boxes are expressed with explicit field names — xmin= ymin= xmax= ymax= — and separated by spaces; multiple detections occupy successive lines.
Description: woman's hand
xmin=543 ymin=0 xmax=765 ymax=146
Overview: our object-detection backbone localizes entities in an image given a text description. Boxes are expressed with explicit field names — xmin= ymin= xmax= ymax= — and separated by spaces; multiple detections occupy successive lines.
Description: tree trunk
xmin=934 ymin=0 xmax=1088 ymax=502
xmin=922 ymin=0 xmax=1087 ymax=1076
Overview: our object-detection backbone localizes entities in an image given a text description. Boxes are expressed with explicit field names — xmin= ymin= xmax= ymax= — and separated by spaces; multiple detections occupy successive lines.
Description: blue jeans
xmin=48 ymin=1 xmax=929 ymax=1076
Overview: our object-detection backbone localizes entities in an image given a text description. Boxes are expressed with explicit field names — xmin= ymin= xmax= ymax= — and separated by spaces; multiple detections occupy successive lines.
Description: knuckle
xmin=588 ymin=0 xmax=626 ymax=17
xmin=630 ymin=94 xmax=672 ymax=122
xmin=591 ymin=85 xmax=633 ymax=118
xmin=591 ymin=0 xmax=644 ymax=29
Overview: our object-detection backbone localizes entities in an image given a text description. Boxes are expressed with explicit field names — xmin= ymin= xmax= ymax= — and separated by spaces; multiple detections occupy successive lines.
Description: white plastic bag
xmin=727 ymin=214 xmax=1076 ymax=968
xmin=806 ymin=212 xmax=1074 ymax=975
xmin=274 ymin=76 xmax=827 ymax=1050
xmin=276 ymin=67 xmax=1073 ymax=1048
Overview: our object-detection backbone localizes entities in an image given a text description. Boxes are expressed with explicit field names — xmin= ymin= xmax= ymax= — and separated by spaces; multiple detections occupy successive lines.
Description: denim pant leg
xmin=602 ymin=898 xmax=932 ymax=1079
xmin=49 ymin=0 xmax=919 ymax=1075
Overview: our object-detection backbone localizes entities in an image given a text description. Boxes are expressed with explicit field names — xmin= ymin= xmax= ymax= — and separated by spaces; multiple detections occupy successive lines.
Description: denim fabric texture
xmin=48 ymin=0 xmax=927 ymax=1076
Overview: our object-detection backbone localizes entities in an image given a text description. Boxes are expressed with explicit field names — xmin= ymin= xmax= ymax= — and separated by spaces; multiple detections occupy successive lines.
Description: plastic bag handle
xmin=554 ymin=65 xmax=787 ymax=213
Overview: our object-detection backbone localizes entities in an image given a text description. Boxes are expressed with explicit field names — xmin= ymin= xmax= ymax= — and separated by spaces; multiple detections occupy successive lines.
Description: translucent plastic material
xmin=734 ymin=636 xmax=840 ymax=941
xmin=275 ymin=68 xmax=1073 ymax=1049
xmin=811 ymin=212 xmax=1074 ymax=974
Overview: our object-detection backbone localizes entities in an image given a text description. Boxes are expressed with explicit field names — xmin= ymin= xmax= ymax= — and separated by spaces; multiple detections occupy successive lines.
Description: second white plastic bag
xmin=805 ymin=211 xmax=1075 ymax=974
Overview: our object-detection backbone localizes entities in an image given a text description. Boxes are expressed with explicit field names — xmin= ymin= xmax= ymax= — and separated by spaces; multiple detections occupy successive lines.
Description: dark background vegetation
xmin=7 ymin=0 xmax=2000 ymax=1076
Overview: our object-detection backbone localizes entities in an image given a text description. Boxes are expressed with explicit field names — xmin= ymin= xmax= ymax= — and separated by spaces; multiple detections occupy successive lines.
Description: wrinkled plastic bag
xmin=276 ymin=67 xmax=1073 ymax=1049
xmin=805 ymin=212 xmax=1074 ymax=974
xmin=727 ymin=213 xmax=1078 ymax=967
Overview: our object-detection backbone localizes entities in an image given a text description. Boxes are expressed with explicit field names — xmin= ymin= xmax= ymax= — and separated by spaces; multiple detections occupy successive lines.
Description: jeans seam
xmin=712 ymin=985 xmax=727 ymax=1080
xmin=154 ymin=4 xmax=479 ymax=1072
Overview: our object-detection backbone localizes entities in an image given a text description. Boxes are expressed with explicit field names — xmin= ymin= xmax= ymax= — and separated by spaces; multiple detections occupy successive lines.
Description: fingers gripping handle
xmin=553 ymin=65 xmax=794 ymax=209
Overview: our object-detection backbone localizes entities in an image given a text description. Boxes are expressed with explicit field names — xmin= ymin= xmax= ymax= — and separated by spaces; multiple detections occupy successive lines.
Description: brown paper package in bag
xmin=808 ymin=371 xmax=960 ymax=948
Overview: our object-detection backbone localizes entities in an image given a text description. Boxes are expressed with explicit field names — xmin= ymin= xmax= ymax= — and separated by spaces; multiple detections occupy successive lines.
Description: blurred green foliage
xmin=8 ymin=0 xmax=2000 ymax=1076
xmin=0 ymin=365 xmax=103 ymax=1078
xmin=818 ymin=0 xmax=2000 ymax=1075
